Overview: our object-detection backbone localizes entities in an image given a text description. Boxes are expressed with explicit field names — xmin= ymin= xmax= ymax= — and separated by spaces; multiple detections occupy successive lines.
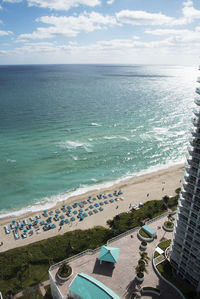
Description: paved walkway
xmin=50 ymin=214 xmax=182 ymax=299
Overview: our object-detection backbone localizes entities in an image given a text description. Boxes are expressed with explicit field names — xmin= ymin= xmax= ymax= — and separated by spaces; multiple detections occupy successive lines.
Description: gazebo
xmin=98 ymin=246 xmax=120 ymax=264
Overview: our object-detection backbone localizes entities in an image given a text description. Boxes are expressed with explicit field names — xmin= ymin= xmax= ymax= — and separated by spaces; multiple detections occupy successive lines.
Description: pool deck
xmin=49 ymin=214 xmax=183 ymax=299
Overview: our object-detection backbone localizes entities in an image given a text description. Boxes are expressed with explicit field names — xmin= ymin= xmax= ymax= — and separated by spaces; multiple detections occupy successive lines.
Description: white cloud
xmin=107 ymin=0 xmax=114 ymax=4
xmin=116 ymin=1 xmax=200 ymax=26
xmin=116 ymin=10 xmax=175 ymax=26
xmin=27 ymin=0 xmax=100 ymax=11
xmin=2 ymin=0 xmax=22 ymax=2
xmin=0 ymin=30 xmax=13 ymax=36
xmin=2 ymin=0 xmax=100 ymax=10
xmin=17 ymin=12 xmax=117 ymax=40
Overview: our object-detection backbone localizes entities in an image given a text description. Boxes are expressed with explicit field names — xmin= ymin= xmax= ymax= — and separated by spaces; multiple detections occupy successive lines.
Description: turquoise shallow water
xmin=0 ymin=64 xmax=198 ymax=217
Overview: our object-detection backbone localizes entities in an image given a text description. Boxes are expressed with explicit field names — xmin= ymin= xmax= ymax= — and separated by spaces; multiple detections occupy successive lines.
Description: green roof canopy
xmin=98 ymin=245 xmax=120 ymax=263
xmin=69 ymin=273 xmax=121 ymax=299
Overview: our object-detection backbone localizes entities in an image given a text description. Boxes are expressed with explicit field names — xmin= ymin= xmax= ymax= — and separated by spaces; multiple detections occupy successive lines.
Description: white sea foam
xmin=104 ymin=136 xmax=116 ymax=140
xmin=72 ymin=155 xmax=78 ymax=161
xmin=119 ymin=136 xmax=130 ymax=141
xmin=91 ymin=122 xmax=102 ymax=127
xmin=6 ymin=159 xmax=16 ymax=163
xmin=59 ymin=140 xmax=92 ymax=152
xmin=0 ymin=159 xmax=184 ymax=219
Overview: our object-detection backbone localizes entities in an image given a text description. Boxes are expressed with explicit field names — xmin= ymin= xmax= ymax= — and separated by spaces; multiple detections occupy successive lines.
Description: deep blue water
xmin=0 ymin=64 xmax=198 ymax=217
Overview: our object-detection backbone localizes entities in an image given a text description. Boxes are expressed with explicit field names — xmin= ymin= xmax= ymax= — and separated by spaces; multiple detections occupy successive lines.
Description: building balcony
xmin=185 ymin=165 xmax=198 ymax=178
xmin=179 ymin=195 xmax=192 ymax=208
xmin=192 ymin=117 xmax=200 ymax=127
xmin=190 ymin=128 xmax=200 ymax=139
xmin=189 ymin=139 xmax=200 ymax=151
xmin=184 ymin=174 xmax=196 ymax=187
xmin=193 ymin=108 xmax=200 ymax=117
xmin=187 ymin=156 xmax=200 ymax=169
xmin=194 ymin=97 xmax=200 ymax=106
xmin=188 ymin=147 xmax=200 ymax=160
xmin=183 ymin=181 xmax=195 ymax=195
xmin=196 ymin=87 xmax=200 ymax=95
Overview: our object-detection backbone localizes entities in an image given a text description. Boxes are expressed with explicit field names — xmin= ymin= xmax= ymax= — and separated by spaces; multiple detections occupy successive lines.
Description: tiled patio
xmin=50 ymin=215 xmax=182 ymax=299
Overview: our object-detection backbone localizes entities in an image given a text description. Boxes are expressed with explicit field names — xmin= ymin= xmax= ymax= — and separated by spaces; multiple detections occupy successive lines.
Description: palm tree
xmin=139 ymin=251 xmax=150 ymax=265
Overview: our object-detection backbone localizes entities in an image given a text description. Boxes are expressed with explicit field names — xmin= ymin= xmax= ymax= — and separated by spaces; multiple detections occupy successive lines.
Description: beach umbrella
xmin=88 ymin=196 xmax=92 ymax=199
xmin=28 ymin=223 xmax=33 ymax=226
xmin=67 ymin=206 xmax=72 ymax=210
xmin=94 ymin=203 xmax=99 ymax=207
xmin=23 ymin=229 xmax=27 ymax=232
xmin=12 ymin=220 xmax=16 ymax=223
xmin=35 ymin=220 xmax=38 ymax=223
xmin=73 ymin=210 xmax=78 ymax=215
xmin=79 ymin=208 xmax=83 ymax=212
xmin=89 ymin=205 xmax=94 ymax=209
xmin=44 ymin=210 xmax=48 ymax=213
xmin=65 ymin=219 xmax=70 ymax=223
xmin=105 ymin=200 xmax=109 ymax=204
xmin=62 ymin=204 xmax=66 ymax=207
xmin=80 ymin=215 xmax=84 ymax=221
xmin=60 ymin=215 xmax=65 ymax=219
xmin=15 ymin=226 xmax=19 ymax=230
xmin=99 ymin=207 xmax=104 ymax=211
xmin=71 ymin=217 xmax=75 ymax=221
xmin=100 ymin=201 xmax=104 ymax=205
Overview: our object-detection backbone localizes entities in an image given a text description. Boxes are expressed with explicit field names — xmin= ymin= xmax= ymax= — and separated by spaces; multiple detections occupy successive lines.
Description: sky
xmin=0 ymin=0 xmax=200 ymax=65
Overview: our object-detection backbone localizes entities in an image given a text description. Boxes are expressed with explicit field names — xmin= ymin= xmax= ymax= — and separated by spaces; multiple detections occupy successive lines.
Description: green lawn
xmin=139 ymin=228 xmax=151 ymax=239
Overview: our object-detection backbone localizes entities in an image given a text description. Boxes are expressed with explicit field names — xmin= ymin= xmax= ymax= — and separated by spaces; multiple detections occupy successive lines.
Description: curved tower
xmin=170 ymin=68 xmax=200 ymax=291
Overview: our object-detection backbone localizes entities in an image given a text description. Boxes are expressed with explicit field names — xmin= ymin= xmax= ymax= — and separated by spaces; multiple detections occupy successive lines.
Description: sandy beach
xmin=0 ymin=164 xmax=184 ymax=253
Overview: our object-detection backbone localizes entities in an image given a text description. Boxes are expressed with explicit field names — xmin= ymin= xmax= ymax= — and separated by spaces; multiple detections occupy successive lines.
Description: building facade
xmin=170 ymin=69 xmax=200 ymax=291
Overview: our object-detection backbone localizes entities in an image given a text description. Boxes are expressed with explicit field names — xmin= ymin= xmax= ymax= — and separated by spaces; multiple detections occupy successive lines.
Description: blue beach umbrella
xmin=12 ymin=220 xmax=16 ymax=223
xmin=23 ymin=229 xmax=27 ymax=232
xmin=60 ymin=215 xmax=65 ymax=219
xmin=94 ymin=203 xmax=99 ymax=207
xmin=99 ymin=207 xmax=104 ymax=211
xmin=62 ymin=204 xmax=66 ymax=207
xmin=67 ymin=206 xmax=72 ymax=210
xmin=80 ymin=215 xmax=84 ymax=221
xmin=71 ymin=217 xmax=75 ymax=221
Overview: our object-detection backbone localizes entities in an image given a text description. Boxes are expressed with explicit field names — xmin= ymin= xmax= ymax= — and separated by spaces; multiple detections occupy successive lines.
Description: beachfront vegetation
xmin=0 ymin=191 xmax=180 ymax=297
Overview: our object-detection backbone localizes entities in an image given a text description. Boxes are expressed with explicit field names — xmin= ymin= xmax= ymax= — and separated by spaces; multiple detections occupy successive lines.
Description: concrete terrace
xmin=49 ymin=214 xmax=183 ymax=299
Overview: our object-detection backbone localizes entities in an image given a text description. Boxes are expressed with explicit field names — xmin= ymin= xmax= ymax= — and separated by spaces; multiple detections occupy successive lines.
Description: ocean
xmin=0 ymin=64 xmax=198 ymax=218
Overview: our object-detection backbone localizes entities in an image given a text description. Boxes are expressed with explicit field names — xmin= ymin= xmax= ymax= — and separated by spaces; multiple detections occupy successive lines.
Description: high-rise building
xmin=170 ymin=68 xmax=200 ymax=291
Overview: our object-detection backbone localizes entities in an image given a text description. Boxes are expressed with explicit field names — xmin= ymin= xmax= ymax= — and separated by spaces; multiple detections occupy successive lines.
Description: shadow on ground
xmin=92 ymin=258 xmax=115 ymax=277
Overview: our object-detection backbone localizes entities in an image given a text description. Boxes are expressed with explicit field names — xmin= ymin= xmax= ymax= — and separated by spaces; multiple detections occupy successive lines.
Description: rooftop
xmin=49 ymin=215 xmax=183 ymax=299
